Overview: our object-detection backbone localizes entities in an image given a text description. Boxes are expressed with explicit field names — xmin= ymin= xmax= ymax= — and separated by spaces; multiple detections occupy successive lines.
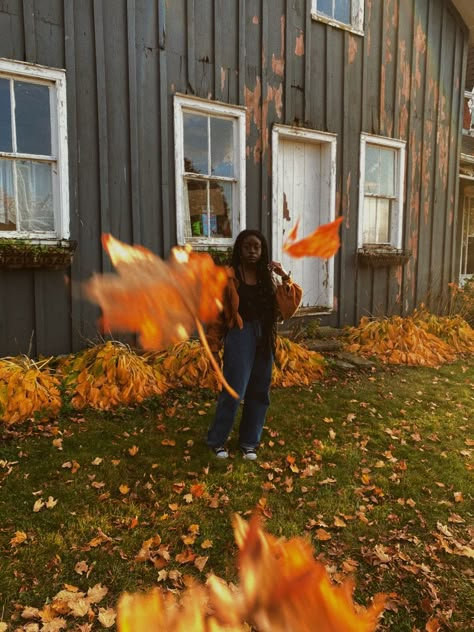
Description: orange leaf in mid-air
xmin=283 ymin=216 xmax=343 ymax=259
xmin=117 ymin=514 xmax=385 ymax=632
xmin=83 ymin=235 xmax=237 ymax=398
xmin=84 ymin=234 xmax=227 ymax=349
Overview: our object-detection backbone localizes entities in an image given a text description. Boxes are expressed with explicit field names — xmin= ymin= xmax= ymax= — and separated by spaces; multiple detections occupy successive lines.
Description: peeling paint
xmin=220 ymin=67 xmax=226 ymax=93
xmin=395 ymin=266 xmax=402 ymax=304
xmin=271 ymin=15 xmax=285 ymax=77
xmin=283 ymin=192 xmax=290 ymax=221
xmin=344 ymin=172 xmax=351 ymax=229
xmin=348 ymin=35 xmax=357 ymax=65
xmin=398 ymin=40 xmax=410 ymax=139
xmin=244 ymin=77 xmax=262 ymax=138
xmin=366 ymin=0 xmax=372 ymax=57
xmin=267 ymin=82 xmax=283 ymax=118
xmin=414 ymin=23 xmax=426 ymax=90
xmin=295 ymin=31 xmax=304 ymax=56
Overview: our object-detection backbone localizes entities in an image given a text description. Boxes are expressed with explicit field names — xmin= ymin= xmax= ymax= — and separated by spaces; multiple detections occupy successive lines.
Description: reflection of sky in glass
xmin=15 ymin=82 xmax=51 ymax=156
xmin=17 ymin=160 xmax=54 ymax=231
xmin=183 ymin=113 xmax=208 ymax=174
xmin=334 ymin=0 xmax=350 ymax=23
xmin=0 ymin=79 xmax=12 ymax=152
xmin=365 ymin=146 xmax=395 ymax=196
xmin=0 ymin=159 xmax=16 ymax=229
xmin=211 ymin=118 xmax=234 ymax=177
xmin=318 ymin=0 xmax=333 ymax=18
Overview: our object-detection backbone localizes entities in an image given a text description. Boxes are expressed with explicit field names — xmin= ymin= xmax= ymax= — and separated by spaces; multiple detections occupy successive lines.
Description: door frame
xmin=271 ymin=124 xmax=338 ymax=312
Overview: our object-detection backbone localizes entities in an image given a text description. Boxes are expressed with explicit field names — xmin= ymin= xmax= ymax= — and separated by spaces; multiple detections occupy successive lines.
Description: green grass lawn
xmin=0 ymin=358 xmax=473 ymax=631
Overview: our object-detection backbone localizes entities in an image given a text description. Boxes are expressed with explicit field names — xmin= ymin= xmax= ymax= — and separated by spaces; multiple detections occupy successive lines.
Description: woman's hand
xmin=268 ymin=261 xmax=289 ymax=278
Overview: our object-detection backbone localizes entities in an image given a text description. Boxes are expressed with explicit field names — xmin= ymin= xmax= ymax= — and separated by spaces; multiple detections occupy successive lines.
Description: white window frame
xmin=0 ymin=58 xmax=69 ymax=241
xmin=174 ymin=94 xmax=246 ymax=248
xmin=311 ymin=0 xmax=364 ymax=36
xmin=358 ymin=133 xmax=406 ymax=249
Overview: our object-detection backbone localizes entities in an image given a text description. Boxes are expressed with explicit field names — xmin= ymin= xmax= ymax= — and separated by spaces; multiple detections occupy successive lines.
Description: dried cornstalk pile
xmin=273 ymin=336 xmax=325 ymax=387
xmin=63 ymin=341 xmax=168 ymax=410
xmin=0 ymin=356 xmax=61 ymax=425
xmin=344 ymin=314 xmax=474 ymax=367
xmin=148 ymin=336 xmax=325 ymax=391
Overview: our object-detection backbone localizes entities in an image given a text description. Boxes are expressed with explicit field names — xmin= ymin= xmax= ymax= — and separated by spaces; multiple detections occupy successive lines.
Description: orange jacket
xmin=206 ymin=267 xmax=302 ymax=353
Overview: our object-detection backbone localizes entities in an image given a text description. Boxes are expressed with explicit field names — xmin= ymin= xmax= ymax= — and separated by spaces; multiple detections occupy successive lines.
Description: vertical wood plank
xmin=22 ymin=0 xmax=36 ymax=62
xmin=214 ymin=0 xmax=222 ymax=101
xmin=238 ymin=0 xmax=246 ymax=105
xmin=158 ymin=0 xmax=171 ymax=253
xmin=304 ymin=0 xmax=312 ymax=124
xmin=127 ymin=0 xmax=141 ymax=245
xmin=64 ymin=0 xmax=80 ymax=350
xmin=186 ymin=0 xmax=195 ymax=92
xmin=93 ymin=0 xmax=111 ymax=270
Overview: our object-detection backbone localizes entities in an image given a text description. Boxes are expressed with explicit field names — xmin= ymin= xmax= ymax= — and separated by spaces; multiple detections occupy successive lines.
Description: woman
xmin=206 ymin=229 xmax=302 ymax=460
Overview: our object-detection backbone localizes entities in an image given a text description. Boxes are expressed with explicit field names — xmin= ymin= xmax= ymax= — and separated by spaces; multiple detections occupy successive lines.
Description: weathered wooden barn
xmin=0 ymin=0 xmax=473 ymax=357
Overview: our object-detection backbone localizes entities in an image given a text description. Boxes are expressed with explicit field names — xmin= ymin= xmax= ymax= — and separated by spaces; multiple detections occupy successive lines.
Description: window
xmin=312 ymin=0 xmax=364 ymax=35
xmin=174 ymin=94 xmax=246 ymax=247
xmin=0 ymin=59 xmax=69 ymax=240
xmin=358 ymin=134 xmax=406 ymax=248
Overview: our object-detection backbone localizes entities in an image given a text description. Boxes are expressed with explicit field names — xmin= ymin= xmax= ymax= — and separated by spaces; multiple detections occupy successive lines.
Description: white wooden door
xmin=272 ymin=125 xmax=337 ymax=311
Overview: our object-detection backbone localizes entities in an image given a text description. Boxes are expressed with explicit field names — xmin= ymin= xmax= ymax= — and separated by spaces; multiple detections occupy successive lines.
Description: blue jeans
xmin=207 ymin=321 xmax=273 ymax=450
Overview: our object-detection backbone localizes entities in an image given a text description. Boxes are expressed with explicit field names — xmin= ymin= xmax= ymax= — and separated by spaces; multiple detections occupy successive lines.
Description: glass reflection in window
xmin=15 ymin=82 xmax=51 ymax=156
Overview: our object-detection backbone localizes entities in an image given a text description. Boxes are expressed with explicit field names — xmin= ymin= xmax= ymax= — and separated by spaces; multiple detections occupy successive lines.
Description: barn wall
xmin=0 ymin=0 xmax=469 ymax=355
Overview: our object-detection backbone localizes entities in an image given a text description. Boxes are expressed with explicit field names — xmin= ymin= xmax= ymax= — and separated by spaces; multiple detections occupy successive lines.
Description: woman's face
xmin=240 ymin=234 xmax=262 ymax=265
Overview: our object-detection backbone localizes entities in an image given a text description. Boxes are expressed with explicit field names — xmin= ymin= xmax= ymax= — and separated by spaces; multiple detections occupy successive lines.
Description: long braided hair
xmin=231 ymin=229 xmax=278 ymax=352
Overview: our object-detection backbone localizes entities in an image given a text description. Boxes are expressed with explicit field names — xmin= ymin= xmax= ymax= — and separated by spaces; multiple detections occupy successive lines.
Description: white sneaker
xmin=241 ymin=447 xmax=257 ymax=461
xmin=212 ymin=446 xmax=229 ymax=459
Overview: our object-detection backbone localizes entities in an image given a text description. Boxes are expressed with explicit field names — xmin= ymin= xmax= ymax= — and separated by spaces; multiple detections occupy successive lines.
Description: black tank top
xmin=237 ymin=282 xmax=261 ymax=321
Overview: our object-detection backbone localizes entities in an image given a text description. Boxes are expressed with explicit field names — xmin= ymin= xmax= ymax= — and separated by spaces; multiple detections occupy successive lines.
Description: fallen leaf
xmin=194 ymin=555 xmax=209 ymax=572
xmin=33 ymin=498 xmax=45 ymax=513
xmin=74 ymin=561 xmax=89 ymax=575
xmin=45 ymin=496 xmax=58 ymax=509
xmin=128 ymin=445 xmax=139 ymax=457
xmin=97 ymin=607 xmax=116 ymax=628
xmin=87 ymin=583 xmax=109 ymax=604
xmin=315 ymin=528 xmax=332 ymax=541
xmin=67 ymin=598 xmax=90 ymax=617
xmin=10 ymin=530 xmax=28 ymax=547
xmin=119 ymin=484 xmax=130 ymax=495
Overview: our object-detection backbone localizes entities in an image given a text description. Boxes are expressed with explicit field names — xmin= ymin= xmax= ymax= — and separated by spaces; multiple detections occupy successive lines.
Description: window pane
xmin=210 ymin=180 xmax=233 ymax=237
xmin=17 ymin=160 xmax=54 ymax=232
xmin=211 ymin=118 xmax=234 ymax=177
xmin=364 ymin=146 xmax=379 ymax=194
xmin=363 ymin=197 xmax=391 ymax=244
xmin=379 ymin=148 xmax=395 ymax=196
xmin=183 ymin=113 xmax=208 ymax=175
xmin=15 ymin=81 xmax=52 ymax=156
xmin=318 ymin=0 xmax=333 ymax=18
xmin=0 ymin=158 xmax=16 ymax=230
xmin=334 ymin=0 xmax=351 ymax=24
xmin=374 ymin=198 xmax=390 ymax=242
xmin=0 ymin=79 xmax=12 ymax=153
xmin=185 ymin=178 xmax=208 ymax=237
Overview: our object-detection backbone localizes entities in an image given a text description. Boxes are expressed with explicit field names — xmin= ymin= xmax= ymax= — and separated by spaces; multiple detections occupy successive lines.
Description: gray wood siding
xmin=0 ymin=0 xmax=469 ymax=356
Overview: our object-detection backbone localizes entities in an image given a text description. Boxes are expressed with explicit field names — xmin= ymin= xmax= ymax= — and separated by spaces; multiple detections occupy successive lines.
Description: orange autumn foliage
xmin=117 ymin=515 xmax=385 ymax=632
xmin=283 ymin=217 xmax=343 ymax=259
xmin=83 ymin=234 xmax=228 ymax=350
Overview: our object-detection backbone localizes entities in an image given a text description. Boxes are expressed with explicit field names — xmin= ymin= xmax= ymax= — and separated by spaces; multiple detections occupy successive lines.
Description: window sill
xmin=0 ymin=239 xmax=77 ymax=270
xmin=311 ymin=12 xmax=364 ymax=37
xmin=357 ymin=246 xmax=411 ymax=268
